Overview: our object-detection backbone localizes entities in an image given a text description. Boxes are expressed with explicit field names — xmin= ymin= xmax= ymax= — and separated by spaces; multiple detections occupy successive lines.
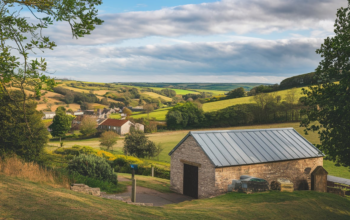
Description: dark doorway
xmin=183 ymin=164 xmax=198 ymax=199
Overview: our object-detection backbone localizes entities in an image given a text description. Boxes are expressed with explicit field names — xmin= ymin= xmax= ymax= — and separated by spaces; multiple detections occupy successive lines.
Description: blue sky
xmin=28 ymin=0 xmax=347 ymax=83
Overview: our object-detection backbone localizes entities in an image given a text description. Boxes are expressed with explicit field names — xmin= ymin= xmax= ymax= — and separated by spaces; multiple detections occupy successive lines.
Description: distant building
xmin=74 ymin=111 xmax=84 ymax=116
xmin=42 ymin=112 xmax=56 ymax=119
xmin=97 ymin=108 xmax=112 ymax=119
xmin=128 ymin=106 xmax=144 ymax=112
xmin=98 ymin=119 xmax=144 ymax=135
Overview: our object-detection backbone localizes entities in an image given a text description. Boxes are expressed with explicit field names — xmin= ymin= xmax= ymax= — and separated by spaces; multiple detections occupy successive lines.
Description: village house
xmin=169 ymin=128 xmax=326 ymax=199
xmin=97 ymin=108 xmax=113 ymax=119
xmin=98 ymin=119 xmax=144 ymax=135
xmin=42 ymin=111 xmax=56 ymax=119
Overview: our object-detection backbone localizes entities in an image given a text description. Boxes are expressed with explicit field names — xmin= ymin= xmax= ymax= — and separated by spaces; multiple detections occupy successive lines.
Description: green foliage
xmin=80 ymin=116 xmax=98 ymax=137
xmin=280 ymin=72 xmax=316 ymax=90
xmin=49 ymin=110 xmax=73 ymax=139
xmin=99 ymin=131 xmax=119 ymax=151
xmin=158 ymin=88 xmax=176 ymax=98
xmin=54 ymin=145 xmax=95 ymax=157
xmin=0 ymin=91 xmax=49 ymax=161
xmin=227 ymin=87 xmax=246 ymax=99
xmin=166 ymin=102 xmax=205 ymax=129
xmin=68 ymin=154 xmax=118 ymax=185
xmin=123 ymin=130 xmax=156 ymax=158
xmin=301 ymin=2 xmax=350 ymax=167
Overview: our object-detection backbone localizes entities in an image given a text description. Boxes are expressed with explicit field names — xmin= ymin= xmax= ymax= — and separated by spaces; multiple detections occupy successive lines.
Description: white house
xmin=42 ymin=112 xmax=56 ymax=119
xmin=98 ymin=119 xmax=144 ymax=135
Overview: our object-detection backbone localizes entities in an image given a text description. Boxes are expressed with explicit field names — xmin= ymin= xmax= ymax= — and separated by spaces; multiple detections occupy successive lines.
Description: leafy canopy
xmin=123 ymin=130 xmax=156 ymax=158
xmin=301 ymin=1 xmax=350 ymax=167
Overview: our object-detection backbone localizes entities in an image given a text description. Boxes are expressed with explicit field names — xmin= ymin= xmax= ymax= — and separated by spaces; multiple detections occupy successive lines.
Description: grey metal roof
xmin=328 ymin=175 xmax=350 ymax=185
xmin=169 ymin=128 xmax=325 ymax=167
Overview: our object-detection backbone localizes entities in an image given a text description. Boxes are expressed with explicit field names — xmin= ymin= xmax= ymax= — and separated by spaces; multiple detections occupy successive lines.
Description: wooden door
xmin=183 ymin=164 xmax=198 ymax=198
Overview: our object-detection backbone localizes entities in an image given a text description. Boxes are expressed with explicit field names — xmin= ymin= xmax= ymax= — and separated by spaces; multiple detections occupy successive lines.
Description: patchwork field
xmin=1 ymin=175 xmax=349 ymax=220
xmin=142 ymin=92 xmax=173 ymax=102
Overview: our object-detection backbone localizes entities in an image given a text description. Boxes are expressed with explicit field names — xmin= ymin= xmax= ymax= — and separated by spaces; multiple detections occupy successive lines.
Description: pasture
xmin=142 ymin=92 xmax=173 ymax=102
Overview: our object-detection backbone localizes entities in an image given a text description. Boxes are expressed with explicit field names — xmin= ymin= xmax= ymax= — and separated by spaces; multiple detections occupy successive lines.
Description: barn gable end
xmin=170 ymin=136 xmax=216 ymax=199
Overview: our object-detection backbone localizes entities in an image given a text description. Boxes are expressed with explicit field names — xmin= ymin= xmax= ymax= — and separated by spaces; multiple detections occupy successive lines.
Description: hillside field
xmin=127 ymin=86 xmax=308 ymax=120
xmin=1 ymin=175 xmax=349 ymax=220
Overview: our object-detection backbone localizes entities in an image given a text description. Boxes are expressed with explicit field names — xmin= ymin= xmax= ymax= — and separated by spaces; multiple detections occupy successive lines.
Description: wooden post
xmin=132 ymin=168 xmax=135 ymax=180
xmin=152 ymin=166 xmax=154 ymax=177
xmin=131 ymin=179 xmax=136 ymax=203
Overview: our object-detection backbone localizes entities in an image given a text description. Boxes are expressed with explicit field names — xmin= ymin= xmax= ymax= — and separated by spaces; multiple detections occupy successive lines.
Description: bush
xmin=68 ymin=154 xmax=118 ymax=184
xmin=54 ymin=145 xmax=95 ymax=156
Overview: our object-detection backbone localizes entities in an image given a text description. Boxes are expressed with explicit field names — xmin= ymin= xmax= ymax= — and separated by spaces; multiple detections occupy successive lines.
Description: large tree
xmin=301 ymin=1 xmax=350 ymax=167
xmin=0 ymin=90 xmax=49 ymax=161
xmin=0 ymin=0 xmax=103 ymax=136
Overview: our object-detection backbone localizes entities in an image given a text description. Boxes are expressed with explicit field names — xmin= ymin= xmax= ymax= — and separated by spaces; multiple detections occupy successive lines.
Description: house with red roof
xmin=98 ymin=119 xmax=144 ymax=135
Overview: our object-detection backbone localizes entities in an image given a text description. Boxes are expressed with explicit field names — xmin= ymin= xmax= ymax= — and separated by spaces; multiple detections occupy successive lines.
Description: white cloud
xmin=47 ymin=0 xmax=345 ymax=45
xmin=39 ymin=38 xmax=322 ymax=82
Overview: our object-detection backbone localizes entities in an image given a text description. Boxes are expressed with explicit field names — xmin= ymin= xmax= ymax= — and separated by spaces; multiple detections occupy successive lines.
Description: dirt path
xmin=101 ymin=176 xmax=193 ymax=206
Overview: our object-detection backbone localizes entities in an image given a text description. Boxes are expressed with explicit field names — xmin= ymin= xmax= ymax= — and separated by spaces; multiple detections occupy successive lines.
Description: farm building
xmin=42 ymin=111 xmax=56 ymax=119
xmin=98 ymin=119 xmax=144 ymax=135
xmin=169 ymin=128 xmax=325 ymax=199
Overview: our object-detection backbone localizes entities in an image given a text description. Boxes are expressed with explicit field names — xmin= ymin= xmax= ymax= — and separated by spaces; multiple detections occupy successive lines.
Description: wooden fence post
xmin=131 ymin=179 xmax=136 ymax=203
xmin=152 ymin=166 xmax=154 ymax=177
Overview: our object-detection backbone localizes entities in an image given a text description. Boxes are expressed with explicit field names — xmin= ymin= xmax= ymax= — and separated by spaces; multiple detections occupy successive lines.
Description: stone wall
xmin=170 ymin=136 xmax=216 ymax=199
xmin=215 ymin=157 xmax=323 ymax=194
xmin=71 ymin=184 xmax=101 ymax=196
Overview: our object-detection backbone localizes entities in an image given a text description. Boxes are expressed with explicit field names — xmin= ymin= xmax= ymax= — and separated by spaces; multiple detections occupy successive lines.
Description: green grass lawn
xmin=323 ymin=160 xmax=350 ymax=179
xmin=1 ymin=175 xmax=349 ymax=220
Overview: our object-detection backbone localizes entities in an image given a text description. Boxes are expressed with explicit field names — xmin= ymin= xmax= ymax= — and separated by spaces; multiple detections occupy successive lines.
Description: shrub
xmin=54 ymin=145 xmax=95 ymax=156
xmin=68 ymin=154 xmax=118 ymax=184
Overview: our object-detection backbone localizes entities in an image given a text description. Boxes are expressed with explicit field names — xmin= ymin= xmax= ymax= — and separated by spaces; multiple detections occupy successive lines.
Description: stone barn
xmin=169 ymin=128 xmax=325 ymax=199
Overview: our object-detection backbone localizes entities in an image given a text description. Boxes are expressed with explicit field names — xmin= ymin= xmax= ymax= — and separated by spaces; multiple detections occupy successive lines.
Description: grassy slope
xmin=132 ymin=87 xmax=308 ymax=121
xmin=1 ymin=175 xmax=349 ymax=220
xmin=142 ymin=92 xmax=173 ymax=102
xmin=203 ymin=86 xmax=307 ymax=112
xmin=118 ymin=173 xmax=171 ymax=193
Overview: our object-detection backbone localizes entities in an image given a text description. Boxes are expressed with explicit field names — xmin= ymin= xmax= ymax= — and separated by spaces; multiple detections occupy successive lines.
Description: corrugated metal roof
xmin=328 ymin=175 xmax=350 ymax=185
xmin=169 ymin=128 xmax=325 ymax=167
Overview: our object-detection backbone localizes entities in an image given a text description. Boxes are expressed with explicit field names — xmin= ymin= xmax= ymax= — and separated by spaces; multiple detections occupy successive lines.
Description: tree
xmin=227 ymin=87 xmax=246 ymax=99
xmin=301 ymin=1 xmax=350 ymax=167
xmin=285 ymin=88 xmax=298 ymax=104
xmin=123 ymin=130 xmax=156 ymax=158
xmin=166 ymin=102 xmax=205 ymax=129
xmin=143 ymin=104 xmax=154 ymax=118
xmin=0 ymin=0 xmax=103 ymax=137
xmin=80 ymin=116 xmax=97 ymax=137
xmin=49 ymin=109 xmax=73 ymax=146
xmin=99 ymin=131 xmax=119 ymax=151
xmin=0 ymin=90 xmax=49 ymax=161
xmin=100 ymin=97 xmax=109 ymax=105
xmin=80 ymin=102 xmax=93 ymax=110
xmin=122 ymin=107 xmax=132 ymax=117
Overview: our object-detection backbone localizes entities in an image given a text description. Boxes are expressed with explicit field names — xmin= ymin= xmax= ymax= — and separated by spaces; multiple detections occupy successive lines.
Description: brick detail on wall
xmin=215 ymin=157 xmax=323 ymax=194
xmin=170 ymin=136 xmax=216 ymax=199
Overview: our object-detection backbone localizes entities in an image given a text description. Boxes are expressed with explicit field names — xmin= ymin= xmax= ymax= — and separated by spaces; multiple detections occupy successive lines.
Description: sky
xmin=27 ymin=0 xmax=348 ymax=83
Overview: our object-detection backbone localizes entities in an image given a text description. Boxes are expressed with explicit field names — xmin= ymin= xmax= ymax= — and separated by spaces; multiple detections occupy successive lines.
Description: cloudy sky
xmin=32 ymin=0 xmax=347 ymax=83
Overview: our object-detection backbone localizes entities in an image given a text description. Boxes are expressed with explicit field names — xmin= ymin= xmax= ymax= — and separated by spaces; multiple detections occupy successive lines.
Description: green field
xmin=203 ymin=87 xmax=307 ymax=112
xmin=193 ymin=89 xmax=227 ymax=95
xmin=1 ymin=174 xmax=349 ymax=220
xmin=132 ymin=86 xmax=309 ymax=120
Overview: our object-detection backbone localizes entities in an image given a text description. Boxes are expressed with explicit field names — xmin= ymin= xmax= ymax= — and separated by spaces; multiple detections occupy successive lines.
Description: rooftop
xmin=169 ymin=128 xmax=325 ymax=167
xmin=100 ymin=119 xmax=129 ymax=127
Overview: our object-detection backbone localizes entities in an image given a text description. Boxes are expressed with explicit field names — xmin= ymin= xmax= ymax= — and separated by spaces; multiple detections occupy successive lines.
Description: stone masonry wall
xmin=215 ymin=157 xmax=323 ymax=194
xmin=71 ymin=184 xmax=101 ymax=196
xmin=170 ymin=136 xmax=216 ymax=199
